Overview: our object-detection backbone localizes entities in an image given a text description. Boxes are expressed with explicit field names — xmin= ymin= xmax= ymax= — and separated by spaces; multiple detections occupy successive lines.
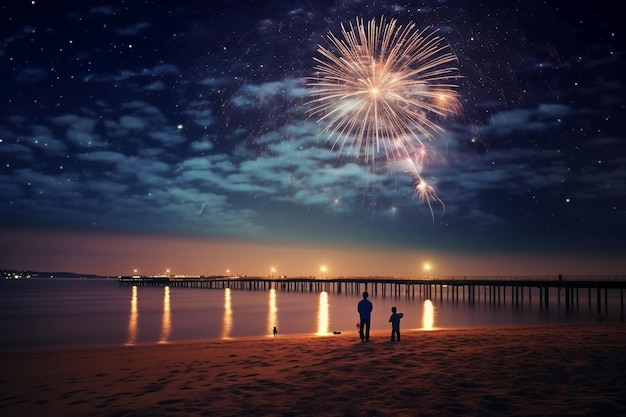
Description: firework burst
xmin=308 ymin=16 xmax=460 ymax=163
xmin=307 ymin=16 xmax=460 ymax=216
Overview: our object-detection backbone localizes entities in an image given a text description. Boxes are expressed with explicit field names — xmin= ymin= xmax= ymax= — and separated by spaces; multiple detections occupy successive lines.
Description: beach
xmin=1 ymin=324 xmax=625 ymax=417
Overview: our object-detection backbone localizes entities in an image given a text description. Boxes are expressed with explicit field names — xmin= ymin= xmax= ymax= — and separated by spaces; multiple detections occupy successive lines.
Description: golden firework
xmin=308 ymin=16 xmax=460 ymax=163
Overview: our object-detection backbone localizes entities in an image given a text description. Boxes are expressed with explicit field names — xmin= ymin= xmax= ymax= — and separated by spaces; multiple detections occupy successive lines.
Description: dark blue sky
xmin=1 ymin=1 xmax=624 ymax=276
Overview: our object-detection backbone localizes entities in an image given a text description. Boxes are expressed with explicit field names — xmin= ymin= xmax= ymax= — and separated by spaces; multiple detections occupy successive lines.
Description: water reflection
xmin=267 ymin=288 xmax=278 ymax=336
xmin=126 ymin=286 xmax=138 ymax=345
xmin=422 ymin=299 xmax=435 ymax=330
xmin=316 ymin=291 xmax=329 ymax=335
xmin=221 ymin=288 xmax=233 ymax=339
xmin=158 ymin=286 xmax=171 ymax=343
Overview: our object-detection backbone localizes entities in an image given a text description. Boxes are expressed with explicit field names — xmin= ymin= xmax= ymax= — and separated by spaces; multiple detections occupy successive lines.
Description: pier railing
xmin=117 ymin=275 xmax=626 ymax=317
xmin=117 ymin=275 xmax=626 ymax=287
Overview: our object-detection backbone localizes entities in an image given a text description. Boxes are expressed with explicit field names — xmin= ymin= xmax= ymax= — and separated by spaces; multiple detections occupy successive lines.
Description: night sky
xmin=1 ymin=0 xmax=624 ymax=277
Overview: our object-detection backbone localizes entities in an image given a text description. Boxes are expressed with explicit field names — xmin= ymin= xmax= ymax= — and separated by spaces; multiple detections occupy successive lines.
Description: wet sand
xmin=1 ymin=324 xmax=625 ymax=416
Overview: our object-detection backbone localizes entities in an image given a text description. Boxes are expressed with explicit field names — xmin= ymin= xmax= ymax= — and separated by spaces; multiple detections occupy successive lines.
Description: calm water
xmin=0 ymin=278 xmax=622 ymax=351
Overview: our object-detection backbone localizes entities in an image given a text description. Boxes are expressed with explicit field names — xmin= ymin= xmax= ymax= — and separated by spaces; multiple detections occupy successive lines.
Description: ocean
xmin=0 ymin=278 xmax=621 ymax=351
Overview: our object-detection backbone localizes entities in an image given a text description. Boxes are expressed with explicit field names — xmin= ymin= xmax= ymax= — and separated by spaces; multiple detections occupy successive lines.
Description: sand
xmin=1 ymin=324 xmax=625 ymax=417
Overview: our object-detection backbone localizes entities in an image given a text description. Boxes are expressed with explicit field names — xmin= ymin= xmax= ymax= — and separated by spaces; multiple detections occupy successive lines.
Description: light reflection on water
xmin=0 ymin=278 xmax=623 ymax=350
xmin=422 ymin=299 xmax=435 ymax=330
xmin=126 ymin=286 xmax=138 ymax=345
xmin=221 ymin=288 xmax=232 ymax=340
xmin=158 ymin=286 xmax=171 ymax=344
xmin=267 ymin=288 xmax=277 ymax=337
xmin=316 ymin=291 xmax=329 ymax=335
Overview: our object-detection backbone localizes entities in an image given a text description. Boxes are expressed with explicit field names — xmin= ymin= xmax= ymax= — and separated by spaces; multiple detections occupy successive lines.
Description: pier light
xmin=423 ymin=262 xmax=432 ymax=279
xmin=320 ymin=265 xmax=327 ymax=278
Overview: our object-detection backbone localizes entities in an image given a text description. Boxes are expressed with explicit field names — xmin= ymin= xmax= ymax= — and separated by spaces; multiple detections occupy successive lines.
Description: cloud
xmin=231 ymin=78 xmax=305 ymax=109
xmin=27 ymin=125 xmax=68 ymax=153
xmin=115 ymin=22 xmax=151 ymax=36
xmin=85 ymin=64 xmax=181 ymax=84
xmin=15 ymin=67 xmax=48 ymax=82
xmin=183 ymin=107 xmax=214 ymax=128
xmin=198 ymin=76 xmax=232 ymax=87
xmin=77 ymin=150 xmax=169 ymax=177
xmin=152 ymin=64 xmax=180 ymax=76
xmin=3 ymin=25 xmax=36 ymax=46
xmin=0 ymin=141 xmax=33 ymax=161
xmin=190 ymin=140 xmax=214 ymax=152
xmin=483 ymin=104 xmax=571 ymax=137
xmin=149 ymin=128 xmax=187 ymax=145
xmin=119 ymin=115 xmax=148 ymax=130
xmin=50 ymin=114 xmax=102 ymax=148
xmin=77 ymin=150 xmax=128 ymax=165
xmin=89 ymin=6 xmax=119 ymax=15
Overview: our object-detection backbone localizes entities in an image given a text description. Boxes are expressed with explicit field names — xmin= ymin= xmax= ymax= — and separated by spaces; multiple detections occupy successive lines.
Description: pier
xmin=118 ymin=275 xmax=626 ymax=317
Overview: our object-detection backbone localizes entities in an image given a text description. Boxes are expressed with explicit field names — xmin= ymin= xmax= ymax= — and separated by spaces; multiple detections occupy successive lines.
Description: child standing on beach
xmin=389 ymin=307 xmax=403 ymax=342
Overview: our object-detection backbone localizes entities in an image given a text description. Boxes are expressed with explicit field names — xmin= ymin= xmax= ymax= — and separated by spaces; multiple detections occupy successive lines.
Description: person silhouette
xmin=273 ymin=326 xmax=278 ymax=337
xmin=389 ymin=306 xmax=404 ymax=342
xmin=357 ymin=291 xmax=373 ymax=342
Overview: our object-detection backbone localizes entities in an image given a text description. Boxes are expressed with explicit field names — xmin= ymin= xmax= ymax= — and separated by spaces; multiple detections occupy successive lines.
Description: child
xmin=389 ymin=307 xmax=404 ymax=342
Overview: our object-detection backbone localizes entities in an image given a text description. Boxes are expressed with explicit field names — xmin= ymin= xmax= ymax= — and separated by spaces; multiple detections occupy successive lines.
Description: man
xmin=357 ymin=291 xmax=373 ymax=342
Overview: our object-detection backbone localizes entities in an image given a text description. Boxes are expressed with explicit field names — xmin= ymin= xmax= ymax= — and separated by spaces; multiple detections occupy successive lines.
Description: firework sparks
xmin=308 ymin=16 xmax=460 ymax=163
xmin=402 ymin=157 xmax=445 ymax=219
xmin=414 ymin=175 xmax=445 ymax=220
